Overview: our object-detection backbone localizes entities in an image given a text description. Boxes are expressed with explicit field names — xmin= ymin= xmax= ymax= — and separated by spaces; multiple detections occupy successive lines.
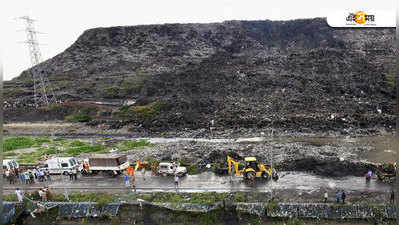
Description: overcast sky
xmin=1 ymin=0 xmax=396 ymax=80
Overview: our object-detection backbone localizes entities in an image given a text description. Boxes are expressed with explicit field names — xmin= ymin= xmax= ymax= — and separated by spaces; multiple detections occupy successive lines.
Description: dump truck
xmin=228 ymin=156 xmax=278 ymax=182
xmin=376 ymin=162 xmax=396 ymax=183
xmin=81 ymin=154 xmax=129 ymax=176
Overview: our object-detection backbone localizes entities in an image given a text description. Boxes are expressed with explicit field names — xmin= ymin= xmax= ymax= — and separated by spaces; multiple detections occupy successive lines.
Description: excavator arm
xmin=227 ymin=156 xmax=241 ymax=176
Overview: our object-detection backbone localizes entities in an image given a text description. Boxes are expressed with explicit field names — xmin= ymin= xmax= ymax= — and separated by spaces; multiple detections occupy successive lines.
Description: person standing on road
xmin=5 ymin=169 xmax=11 ymax=184
xmin=341 ymin=190 xmax=346 ymax=204
xmin=124 ymin=174 xmax=130 ymax=187
xmin=39 ymin=170 xmax=45 ymax=182
xmin=390 ymin=190 xmax=395 ymax=204
xmin=25 ymin=172 xmax=30 ymax=184
xmin=336 ymin=191 xmax=342 ymax=203
xmin=324 ymin=192 xmax=328 ymax=203
xmin=151 ymin=164 xmax=157 ymax=176
xmin=29 ymin=171 xmax=35 ymax=184
xmin=15 ymin=188 xmax=24 ymax=202
xmin=38 ymin=189 xmax=45 ymax=202
xmin=206 ymin=163 xmax=211 ymax=172
xmin=68 ymin=169 xmax=73 ymax=181
xmin=73 ymin=168 xmax=78 ymax=180
xmin=20 ymin=171 xmax=26 ymax=184
xmin=45 ymin=169 xmax=51 ymax=181
xmin=174 ymin=175 xmax=179 ymax=191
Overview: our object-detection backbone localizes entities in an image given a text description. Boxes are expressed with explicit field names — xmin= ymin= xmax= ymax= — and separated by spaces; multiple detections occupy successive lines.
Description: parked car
xmin=39 ymin=157 xmax=79 ymax=175
xmin=158 ymin=162 xmax=187 ymax=177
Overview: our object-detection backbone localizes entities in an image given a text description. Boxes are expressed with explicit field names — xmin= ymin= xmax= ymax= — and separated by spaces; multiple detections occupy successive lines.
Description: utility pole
xmin=18 ymin=16 xmax=57 ymax=107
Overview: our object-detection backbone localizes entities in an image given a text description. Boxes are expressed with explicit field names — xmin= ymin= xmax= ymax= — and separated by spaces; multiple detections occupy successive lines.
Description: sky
xmin=0 ymin=0 xmax=396 ymax=80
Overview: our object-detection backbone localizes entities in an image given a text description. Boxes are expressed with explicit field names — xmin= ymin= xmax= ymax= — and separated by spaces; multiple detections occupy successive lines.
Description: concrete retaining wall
xmin=2 ymin=201 xmax=396 ymax=223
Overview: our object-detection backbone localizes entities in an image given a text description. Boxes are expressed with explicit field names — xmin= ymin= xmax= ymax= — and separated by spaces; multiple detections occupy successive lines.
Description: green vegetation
xmin=33 ymin=137 xmax=51 ymax=145
xmin=70 ymin=140 xmax=87 ymax=147
xmin=233 ymin=193 xmax=246 ymax=202
xmin=6 ymin=138 xmax=110 ymax=163
xmin=3 ymin=136 xmax=52 ymax=152
xmin=103 ymin=86 xmax=121 ymax=98
xmin=178 ymin=157 xmax=191 ymax=166
xmin=65 ymin=106 xmax=97 ymax=122
xmin=4 ymin=137 xmax=35 ymax=151
xmin=267 ymin=201 xmax=279 ymax=212
xmin=121 ymin=140 xmax=153 ymax=150
xmin=117 ymin=100 xmax=167 ymax=120
xmin=64 ymin=145 xmax=105 ymax=156
xmin=285 ymin=218 xmax=303 ymax=225
xmin=385 ymin=73 xmax=396 ymax=89
xmin=100 ymin=72 xmax=151 ymax=98
xmin=18 ymin=151 xmax=44 ymax=163
xmin=4 ymin=152 xmax=18 ymax=157
xmin=150 ymin=192 xmax=229 ymax=205
xmin=43 ymin=146 xmax=57 ymax=155
xmin=68 ymin=192 xmax=118 ymax=203
xmin=199 ymin=211 xmax=218 ymax=225
xmin=187 ymin=164 xmax=200 ymax=175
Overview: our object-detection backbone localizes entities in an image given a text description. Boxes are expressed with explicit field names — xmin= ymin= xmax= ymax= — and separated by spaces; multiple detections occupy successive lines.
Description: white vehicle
xmin=40 ymin=157 xmax=79 ymax=175
xmin=81 ymin=154 xmax=129 ymax=176
xmin=158 ymin=162 xmax=187 ymax=177
xmin=3 ymin=160 xmax=19 ymax=172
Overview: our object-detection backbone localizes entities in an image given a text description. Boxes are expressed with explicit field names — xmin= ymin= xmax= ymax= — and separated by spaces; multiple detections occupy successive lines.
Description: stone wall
xmin=2 ymin=201 xmax=396 ymax=224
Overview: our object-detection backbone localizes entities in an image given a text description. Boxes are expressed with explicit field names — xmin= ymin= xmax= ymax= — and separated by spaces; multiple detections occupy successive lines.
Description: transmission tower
xmin=19 ymin=16 xmax=57 ymax=107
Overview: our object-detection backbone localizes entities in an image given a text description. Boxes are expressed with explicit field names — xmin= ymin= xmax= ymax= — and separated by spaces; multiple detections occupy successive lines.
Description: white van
xmin=40 ymin=157 xmax=79 ymax=175
xmin=3 ymin=160 xmax=19 ymax=175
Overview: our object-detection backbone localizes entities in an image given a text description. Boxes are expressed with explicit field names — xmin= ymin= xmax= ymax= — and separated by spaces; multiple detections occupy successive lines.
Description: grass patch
xmin=187 ymin=164 xmax=200 ymax=175
xmin=54 ymin=137 xmax=66 ymax=142
xmin=120 ymin=140 xmax=152 ymax=151
xmin=65 ymin=106 xmax=97 ymax=122
xmin=33 ymin=137 xmax=51 ymax=146
xmin=64 ymin=145 xmax=105 ymax=156
xmin=70 ymin=140 xmax=88 ymax=147
xmin=148 ymin=193 xmax=230 ymax=205
xmin=65 ymin=112 xmax=91 ymax=122
xmin=43 ymin=147 xmax=57 ymax=155
xmin=4 ymin=152 xmax=18 ymax=157
xmin=117 ymin=100 xmax=167 ymax=120
xmin=385 ymin=73 xmax=396 ymax=89
xmin=4 ymin=137 xmax=35 ymax=151
xmin=18 ymin=151 xmax=43 ymax=163
xmin=233 ymin=193 xmax=246 ymax=202
xmin=267 ymin=201 xmax=279 ymax=212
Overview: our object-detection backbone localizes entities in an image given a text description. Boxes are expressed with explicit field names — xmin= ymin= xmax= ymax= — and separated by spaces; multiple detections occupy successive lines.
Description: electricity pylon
xmin=19 ymin=16 xmax=57 ymax=107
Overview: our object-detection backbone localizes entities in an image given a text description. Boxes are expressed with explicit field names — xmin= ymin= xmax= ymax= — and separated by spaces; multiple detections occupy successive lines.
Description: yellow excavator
xmin=227 ymin=156 xmax=278 ymax=181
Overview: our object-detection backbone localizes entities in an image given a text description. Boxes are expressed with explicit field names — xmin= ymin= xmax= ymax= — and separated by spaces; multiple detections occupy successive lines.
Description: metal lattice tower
xmin=19 ymin=16 xmax=57 ymax=107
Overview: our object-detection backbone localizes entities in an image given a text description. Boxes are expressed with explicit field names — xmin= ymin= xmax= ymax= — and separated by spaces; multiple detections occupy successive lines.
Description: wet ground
xmin=4 ymin=172 xmax=393 ymax=203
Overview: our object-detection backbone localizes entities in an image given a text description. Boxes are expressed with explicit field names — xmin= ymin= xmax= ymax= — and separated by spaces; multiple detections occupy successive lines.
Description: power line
xmin=18 ymin=16 xmax=57 ymax=107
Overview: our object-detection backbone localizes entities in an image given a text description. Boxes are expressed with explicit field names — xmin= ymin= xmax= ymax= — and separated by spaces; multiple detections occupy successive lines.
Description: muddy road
xmin=4 ymin=172 xmax=393 ymax=203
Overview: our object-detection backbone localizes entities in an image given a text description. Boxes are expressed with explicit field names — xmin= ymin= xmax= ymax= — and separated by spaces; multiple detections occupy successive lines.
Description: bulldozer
xmin=376 ymin=162 xmax=396 ymax=182
xmin=227 ymin=156 xmax=278 ymax=182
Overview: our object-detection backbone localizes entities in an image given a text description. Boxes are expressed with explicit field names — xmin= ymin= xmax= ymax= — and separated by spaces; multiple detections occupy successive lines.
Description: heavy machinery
xmin=80 ymin=154 xmax=129 ymax=176
xmin=376 ymin=162 xmax=396 ymax=182
xmin=227 ymin=156 xmax=278 ymax=181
